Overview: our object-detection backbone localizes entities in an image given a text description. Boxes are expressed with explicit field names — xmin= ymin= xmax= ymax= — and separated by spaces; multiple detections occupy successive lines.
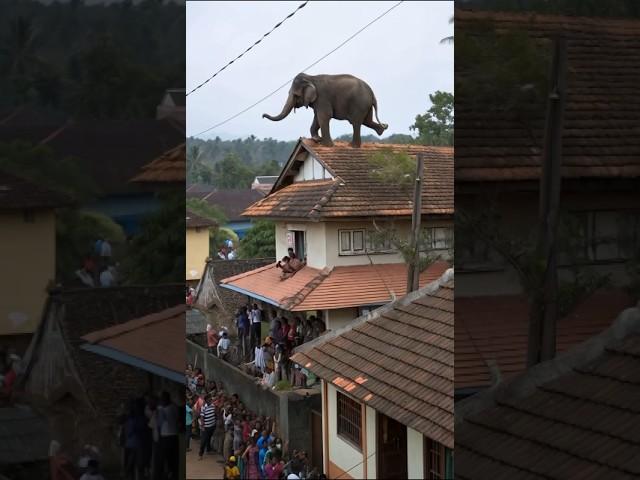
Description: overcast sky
xmin=187 ymin=1 xmax=453 ymax=141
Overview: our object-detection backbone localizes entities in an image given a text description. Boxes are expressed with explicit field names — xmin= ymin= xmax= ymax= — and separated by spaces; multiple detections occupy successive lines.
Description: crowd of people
xmin=185 ymin=367 xmax=324 ymax=480
xmin=115 ymin=391 xmax=183 ymax=480
xmin=75 ymin=237 xmax=120 ymax=288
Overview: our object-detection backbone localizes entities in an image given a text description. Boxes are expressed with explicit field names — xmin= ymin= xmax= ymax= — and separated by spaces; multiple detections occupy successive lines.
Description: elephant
xmin=262 ymin=73 xmax=388 ymax=147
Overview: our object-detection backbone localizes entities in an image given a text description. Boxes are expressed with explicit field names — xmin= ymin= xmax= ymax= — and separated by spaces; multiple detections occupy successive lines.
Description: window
xmin=564 ymin=210 xmax=640 ymax=262
xmin=336 ymin=391 xmax=362 ymax=448
xmin=424 ymin=438 xmax=447 ymax=479
xmin=429 ymin=227 xmax=453 ymax=250
xmin=287 ymin=230 xmax=306 ymax=260
xmin=339 ymin=229 xmax=365 ymax=255
xmin=366 ymin=230 xmax=393 ymax=253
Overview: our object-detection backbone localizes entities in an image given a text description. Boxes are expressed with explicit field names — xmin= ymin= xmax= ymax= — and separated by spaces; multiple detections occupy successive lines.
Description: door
xmin=377 ymin=412 xmax=408 ymax=480
xmin=311 ymin=410 xmax=324 ymax=473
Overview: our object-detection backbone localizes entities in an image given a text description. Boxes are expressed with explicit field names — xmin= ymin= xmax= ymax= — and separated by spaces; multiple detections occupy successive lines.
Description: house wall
xmin=456 ymin=187 xmax=640 ymax=297
xmin=275 ymin=218 xmax=453 ymax=270
xmin=324 ymin=308 xmax=359 ymax=331
xmin=365 ymin=406 xmax=377 ymax=479
xmin=186 ymin=227 xmax=210 ymax=281
xmin=0 ymin=210 xmax=55 ymax=335
xmin=326 ymin=383 xmax=364 ymax=480
xmin=407 ymin=427 xmax=425 ymax=479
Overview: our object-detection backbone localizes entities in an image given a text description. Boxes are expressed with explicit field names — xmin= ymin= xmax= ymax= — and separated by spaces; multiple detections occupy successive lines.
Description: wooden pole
xmin=527 ymin=37 xmax=567 ymax=367
xmin=407 ymin=153 xmax=425 ymax=293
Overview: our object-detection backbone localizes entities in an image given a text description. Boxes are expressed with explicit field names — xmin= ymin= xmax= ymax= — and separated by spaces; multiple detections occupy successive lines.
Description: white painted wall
xmin=327 ymin=383 xmax=364 ymax=479
xmin=293 ymin=153 xmax=334 ymax=182
xmin=324 ymin=308 xmax=359 ymax=331
xmin=407 ymin=427 xmax=424 ymax=479
xmin=366 ymin=406 xmax=377 ymax=479
xmin=275 ymin=222 xmax=289 ymax=261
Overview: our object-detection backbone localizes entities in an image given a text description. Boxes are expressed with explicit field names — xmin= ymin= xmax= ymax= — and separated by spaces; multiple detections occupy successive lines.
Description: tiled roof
xmin=0 ymin=170 xmax=72 ymax=210
xmin=455 ymin=303 xmax=640 ymax=479
xmin=131 ymin=143 xmax=185 ymax=183
xmin=81 ymin=305 xmax=186 ymax=376
xmin=186 ymin=208 xmax=217 ymax=228
xmin=201 ymin=189 xmax=265 ymax=222
xmin=220 ymin=260 xmax=449 ymax=312
xmin=456 ymin=11 xmax=640 ymax=181
xmin=291 ymin=271 xmax=454 ymax=448
xmin=455 ymin=290 xmax=635 ymax=391
xmin=243 ymin=139 xmax=453 ymax=219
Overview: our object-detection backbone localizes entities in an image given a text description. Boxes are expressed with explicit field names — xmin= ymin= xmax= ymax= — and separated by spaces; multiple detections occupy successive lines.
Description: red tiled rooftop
xmin=292 ymin=274 xmax=454 ymax=448
xmin=455 ymin=289 xmax=635 ymax=390
xmin=244 ymin=139 xmax=453 ymax=219
xmin=131 ymin=143 xmax=185 ymax=183
xmin=455 ymin=10 xmax=640 ymax=181
xmin=220 ymin=260 xmax=450 ymax=312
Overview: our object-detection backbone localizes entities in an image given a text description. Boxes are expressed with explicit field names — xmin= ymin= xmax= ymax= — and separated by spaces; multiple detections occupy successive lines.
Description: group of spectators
xmin=75 ymin=237 xmax=119 ymax=288
xmin=275 ymin=248 xmax=305 ymax=280
xmin=116 ymin=391 xmax=182 ymax=480
xmin=185 ymin=367 xmax=322 ymax=479
xmin=218 ymin=239 xmax=238 ymax=260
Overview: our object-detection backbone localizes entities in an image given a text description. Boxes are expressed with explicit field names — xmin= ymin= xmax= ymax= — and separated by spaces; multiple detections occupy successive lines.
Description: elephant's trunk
xmin=263 ymin=93 xmax=295 ymax=121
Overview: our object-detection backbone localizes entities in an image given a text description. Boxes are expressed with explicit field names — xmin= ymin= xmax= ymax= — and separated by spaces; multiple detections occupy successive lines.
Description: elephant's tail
xmin=372 ymin=95 xmax=388 ymax=130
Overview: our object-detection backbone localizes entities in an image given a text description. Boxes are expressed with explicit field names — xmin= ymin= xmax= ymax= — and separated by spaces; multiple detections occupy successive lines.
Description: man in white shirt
xmin=250 ymin=304 xmax=262 ymax=351
xmin=99 ymin=267 xmax=114 ymax=287
xmin=157 ymin=392 xmax=179 ymax=478
xmin=217 ymin=332 xmax=230 ymax=359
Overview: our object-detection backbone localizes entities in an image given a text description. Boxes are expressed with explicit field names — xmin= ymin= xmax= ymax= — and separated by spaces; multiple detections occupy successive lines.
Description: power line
xmin=192 ymin=0 xmax=404 ymax=138
xmin=186 ymin=1 xmax=309 ymax=97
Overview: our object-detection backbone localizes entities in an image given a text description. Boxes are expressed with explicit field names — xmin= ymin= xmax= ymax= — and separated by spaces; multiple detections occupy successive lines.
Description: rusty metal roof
xmin=456 ymin=11 xmax=640 ymax=182
xmin=291 ymin=271 xmax=454 ymax=448
xmin=219 ymin=261 xmax=449 ymax=312
xmin=243 ymin=139 xmax=453 ymax=219
xmin=455 ymin=302 xmax=640 ymax=479
xmin=455 ymin=290 xmax=635 ymax=391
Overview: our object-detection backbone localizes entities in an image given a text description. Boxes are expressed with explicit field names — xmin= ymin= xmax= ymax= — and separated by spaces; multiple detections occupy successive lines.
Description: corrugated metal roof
xmin=291 ymin=272 xmax=454 ymax=448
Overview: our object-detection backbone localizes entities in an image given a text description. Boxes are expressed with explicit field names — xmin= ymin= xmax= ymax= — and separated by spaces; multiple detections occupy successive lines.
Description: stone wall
xmin=186 ymin=340 xmax=321 ymax=456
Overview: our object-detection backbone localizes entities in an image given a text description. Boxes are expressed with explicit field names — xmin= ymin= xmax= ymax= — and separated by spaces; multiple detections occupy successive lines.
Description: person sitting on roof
xmin=277 ymin=256 xmax=306 ymax=280
xmin=287 ymin=248 xmax=297 ymax=260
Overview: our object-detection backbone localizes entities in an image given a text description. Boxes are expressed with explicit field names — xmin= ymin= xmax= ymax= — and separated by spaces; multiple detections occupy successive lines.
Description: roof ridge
xmin=294 ymin=268 xmax=454 ymax=355
xmin=308 ymin=179 xmax=342 ymax=219
xmin=281 ymin=266 xmax=333 ymax=310
xmin=81 ymin=304 xmax=185 ymax=344
xmin=456 ymin=301 xmax=640 ymax=424
xmin=219 ymin=262 xmax=278 ymax=284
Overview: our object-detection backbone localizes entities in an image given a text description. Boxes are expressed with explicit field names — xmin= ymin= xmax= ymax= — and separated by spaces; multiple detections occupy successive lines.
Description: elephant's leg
xmin=351 ymin=122 xmax=362 ymax=148
xmin=309 ymin=115 xmax=321 ymax=143
xmin=318 ymin=113 xmax=333 ymax=147
xmin=364 ymin=108 xmax=387 ymax=136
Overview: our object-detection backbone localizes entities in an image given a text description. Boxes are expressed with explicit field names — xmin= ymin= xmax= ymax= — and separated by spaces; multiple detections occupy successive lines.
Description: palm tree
xmin=440 ymin=15 xmax=454 ymax=45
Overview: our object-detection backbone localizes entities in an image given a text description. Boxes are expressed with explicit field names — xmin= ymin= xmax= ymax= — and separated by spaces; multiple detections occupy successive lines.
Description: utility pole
xmin=407 ymin=153 xmax=425 ymax=293
xmin=527 ymin=37 xmax=567 ymax=367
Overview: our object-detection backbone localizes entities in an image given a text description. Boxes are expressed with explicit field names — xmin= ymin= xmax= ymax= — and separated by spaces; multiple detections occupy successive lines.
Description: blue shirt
xmin=185 ymin=405 xmax=192 ymax=426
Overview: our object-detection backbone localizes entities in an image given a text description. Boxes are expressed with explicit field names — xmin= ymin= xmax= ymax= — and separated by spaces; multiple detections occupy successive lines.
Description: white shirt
xmin=99 ymin=270 xmax=114 ymax=287
xmin=217 ymin=337 xmax=230 ymax=356
xmin=251 ymin=309 xmax=262 ymax=324
xmin=158 ymin=403 xmax=179 ymax=437
xmin=100 ymin=241 xmax=112 ymax=257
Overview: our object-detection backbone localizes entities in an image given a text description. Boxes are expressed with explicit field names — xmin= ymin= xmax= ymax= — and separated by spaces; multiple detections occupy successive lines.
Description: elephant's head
xmin=262 ymin=73 xmax=318 ymax=122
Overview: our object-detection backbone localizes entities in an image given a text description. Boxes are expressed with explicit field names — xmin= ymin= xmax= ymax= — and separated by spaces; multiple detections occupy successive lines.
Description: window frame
xmin=424 ymin=437 xmax=447 ymax=480
xmin=336 ymin=391 xmax=362 ymax=450
xmin=338 ymin=229 xmax=366 ymax=255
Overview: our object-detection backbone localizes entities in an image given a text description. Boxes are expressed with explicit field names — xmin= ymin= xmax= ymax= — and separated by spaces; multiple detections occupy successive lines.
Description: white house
xmin=291 ymin=270 xmax=454 ymax=479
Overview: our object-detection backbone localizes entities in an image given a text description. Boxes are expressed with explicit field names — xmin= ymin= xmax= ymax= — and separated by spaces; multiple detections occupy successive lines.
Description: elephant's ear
xmin=302 ymin=82 xmax=317 ymax=107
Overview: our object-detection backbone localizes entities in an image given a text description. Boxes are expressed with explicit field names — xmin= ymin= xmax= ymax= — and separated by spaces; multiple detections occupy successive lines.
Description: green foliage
xmin=274 ymin=380 xmax=292 ymax=391
xmin=239 ymin=221 xmax=276 ymax=259
xmin=0 ymin=0 xmax=184 ymax=115
xmin=211 ymin=227 xmax=239 ymax=253
xmin=410 ymin=91 xmax=454 ymax=146
xmin=186 ymin=197 xmax=227 ymax=225
xmin=120 ymin=191 xmax=185 ymax=285
xmin=0 ymin=141 xmax=98 ymax=201
xmin=56 ymin=209 xmax=125 ymax=283
xmin=213 ymin=153 xmax=256 ymax=189
xmin=368 ymin=150 xmax=416 ymax=199
xmin=186 ymin=136 xmax=291 ymax=187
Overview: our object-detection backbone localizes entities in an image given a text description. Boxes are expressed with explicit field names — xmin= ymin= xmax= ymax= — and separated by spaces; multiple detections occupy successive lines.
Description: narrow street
xmin=186 ymin=439 xmax=224 ymax=480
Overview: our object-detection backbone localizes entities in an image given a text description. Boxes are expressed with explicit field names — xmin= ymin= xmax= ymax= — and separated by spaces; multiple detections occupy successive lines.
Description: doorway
xmin=311 ymin=410 xmax=324 ymax=473
xmin=376 ymin=412 xmax=408 ymax=480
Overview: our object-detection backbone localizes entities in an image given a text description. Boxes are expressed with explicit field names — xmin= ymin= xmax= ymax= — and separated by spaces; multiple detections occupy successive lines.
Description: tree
xmin=186 ymin=197 xmax=227 ymax=226
xmin=213 ymin=153 xmax=255 ymax=189
xmin=410 ymin=91 xmax=454 ymax=146
xmin=239 ymin=221 xmax=276 ymax=259
xmin=120 ymin=191 xmax=185 ymax=284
